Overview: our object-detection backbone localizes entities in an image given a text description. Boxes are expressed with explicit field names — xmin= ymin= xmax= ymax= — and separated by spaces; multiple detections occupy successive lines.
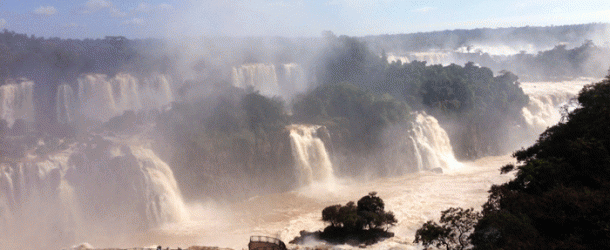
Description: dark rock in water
xmin=429 ymin=167 xmax=443 ymax=174
xmin=290 ymin=227 xmax=394 ymax=247
xmin=290 ymin=230 xmax=322 ymax=245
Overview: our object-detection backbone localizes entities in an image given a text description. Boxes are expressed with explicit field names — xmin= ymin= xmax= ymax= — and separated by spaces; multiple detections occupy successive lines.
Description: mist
xmin=1 ymin=5 xmax=610 ymax=247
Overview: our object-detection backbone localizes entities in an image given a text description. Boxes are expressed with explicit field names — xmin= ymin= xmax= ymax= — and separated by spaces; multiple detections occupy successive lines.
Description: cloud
xmin=157 ymin=3 xmax=173 ymax=10
xmin=412 ymin=7 xmax=436 ymax=13
xmin=84 ymin=0 xmax=112 ymax=12
xmin=0 ymin=19 xmax=6 ymax=29
xmin=124 ymin=18 xmax=144 ymax=26
xmin=135 ymin=2 xmax=151 ymax=12
xmin=34 ymin=6 xmax=58 ymax=16
xmin=135 ymin=2 xmax=173 ymax=12
xmin=82 ymin=0 xmax=126 ymax=17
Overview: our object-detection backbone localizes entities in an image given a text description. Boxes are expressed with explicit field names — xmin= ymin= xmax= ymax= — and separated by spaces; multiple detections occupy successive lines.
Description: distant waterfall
xmin=232 ymin=63 xmax=308 ymax=97
xmin=279 ymin=63 xmax=307 ymax=94
xmin=0 ymin=140 xmax=188 ymax=248
xmin=287 ymin=125 xmax=334 ymax=186
xmin=75 ymin=73 xmax=174 ymax=122
xmin=0 ymin=79 xmax=35 ymax=127
xmin=386 ymin=52 xmax=452 ymax=66
xmin=383 ymin=112 xmax=461 ymax=173
xmin=232 ymin=64 xmax=280 ymax=96
xmin=520 ymin=81 xmax=589 ymax=135
xmin=56 ymin=84 xmax=75 ymax=124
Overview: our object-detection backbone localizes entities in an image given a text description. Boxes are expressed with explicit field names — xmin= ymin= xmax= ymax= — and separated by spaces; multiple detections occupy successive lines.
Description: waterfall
xmin=382 ymin=112 xmax=461 ymax=173
xmin=409 ymin=113 xmax=461 ymax=171
xmin=232 ymin=64 xmax=280 ymax=97
xmin=520 ymin=80 xmax=590 ymax=136
xmin=287 ymin=125 xmax=334 ymax=186
xmin=56 ymin=84 xmax=76 ymax=124
xmin=0 ymin=79 xmax=35 ymax=127
xmin=139 ymin=74 xmax=174 ymax=110
xmin=77 ymin=74 xmax=120 ymax=122
xmin=386 ymin=52 xmax=452 ymax=66
xmin=75 ymin=73 xmax=174 ymax=122
xmin=0 ymin=140 xmax=188 ymax=249
xmin=232 ymin=63 xmax=308 ymax=97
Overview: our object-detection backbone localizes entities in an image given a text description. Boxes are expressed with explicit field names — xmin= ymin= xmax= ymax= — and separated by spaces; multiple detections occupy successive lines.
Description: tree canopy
xmin=415 ymin=207 xmax=481 ymax=250
xmin=321 ymin=192 xmax=397 ymax=232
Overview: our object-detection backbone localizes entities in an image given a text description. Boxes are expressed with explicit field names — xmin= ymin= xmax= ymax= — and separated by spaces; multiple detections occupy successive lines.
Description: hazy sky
xmin=0 ymin=0 xmax=608 ymax=39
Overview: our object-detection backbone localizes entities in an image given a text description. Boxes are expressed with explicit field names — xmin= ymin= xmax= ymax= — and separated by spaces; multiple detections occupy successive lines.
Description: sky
xmin=0 ymin=0 xmax=609 ymax=39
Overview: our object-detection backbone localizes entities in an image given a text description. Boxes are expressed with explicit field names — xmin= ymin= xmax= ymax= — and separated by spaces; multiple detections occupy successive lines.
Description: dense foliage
xmin=322 ymin=192 xmax=397 ymax=232
xmin=414 ymin=207 xmax=481 ymax=250
xmin=293 ymin=82 xmax=411 ymax=153
xmin=0 ymin=30 xmax=173 ymax=82
xmin=415 ymin=76 xmax=610 ymax=249
xmin=289 ymin=192 xmax=398 ymax=246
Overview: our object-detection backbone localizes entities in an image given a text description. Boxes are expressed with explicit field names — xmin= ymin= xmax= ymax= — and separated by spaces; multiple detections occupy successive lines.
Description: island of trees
xmin=291 ymin=192 xmax=397 ymax=246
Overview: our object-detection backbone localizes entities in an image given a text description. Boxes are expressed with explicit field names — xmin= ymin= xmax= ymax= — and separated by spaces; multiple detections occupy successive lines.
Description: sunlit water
xmin=124 ymin=155 xmax=515 ymax=250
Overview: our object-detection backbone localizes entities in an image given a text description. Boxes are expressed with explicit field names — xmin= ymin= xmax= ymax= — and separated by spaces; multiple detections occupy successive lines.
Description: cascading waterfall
xmin=76 ymin=73 xmax=174 ymax=122
xmin=409 ymin=113 xmax=461 ymax=171
xmin=232 ymin=64 xmax=280 ymax=96
xmin=0 ymin=79 xmax=35 ymax=127
xmin=520 ymin=80 xmax=590 ymax=136
xmin=232 ymin=63 xmax=308 ymax=97
xmin=0 ymin=139 xmax=188 ymax=249
xmin=140 ymin=74 xmax=174 ymax=109
xmin=56 ymin=84 xmax=76 ymax=124
xmin=77 ymin=74 xmax=117 ymax=122
xmin=287 ymin=125 xmax=334 ymax=186
xmin=383 ymin=112 xmax=461 ymax=174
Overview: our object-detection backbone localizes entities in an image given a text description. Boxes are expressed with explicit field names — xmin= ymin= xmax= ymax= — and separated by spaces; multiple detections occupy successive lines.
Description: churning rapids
xmin=0 ymin=77 xmax=593 ymax=249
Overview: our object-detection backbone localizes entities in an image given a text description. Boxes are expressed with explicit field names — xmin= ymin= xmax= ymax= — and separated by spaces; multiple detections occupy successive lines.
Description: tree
xmin=321 ymin=192 xmax=397 ymax=232
xmin=322 ymin=205 xmax=342 ymax=227
xmin=414 ymin=207 xmax=481 ymax=250
xmin=357 ymin=192 xmax=397 ymax=230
